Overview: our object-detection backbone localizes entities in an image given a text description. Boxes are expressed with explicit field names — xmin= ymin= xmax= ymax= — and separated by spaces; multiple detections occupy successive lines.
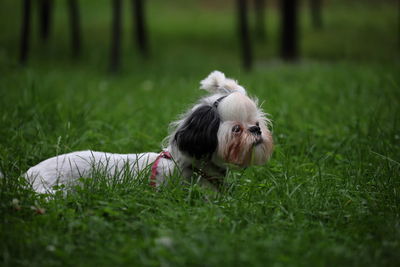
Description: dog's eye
xmin=232 ymin=125 xmax=242 ymax=133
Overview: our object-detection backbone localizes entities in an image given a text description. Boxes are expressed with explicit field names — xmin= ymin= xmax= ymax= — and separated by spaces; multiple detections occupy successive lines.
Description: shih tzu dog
xmin=26 ymin=71 xmax=273 ymax=193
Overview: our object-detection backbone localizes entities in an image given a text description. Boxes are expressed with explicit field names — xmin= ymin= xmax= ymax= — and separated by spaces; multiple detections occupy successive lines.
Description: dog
xmin=26 ymin=71 xmax=273 ymax=193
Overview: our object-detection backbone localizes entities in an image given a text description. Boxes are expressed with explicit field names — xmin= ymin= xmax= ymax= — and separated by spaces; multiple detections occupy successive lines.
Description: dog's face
xmin=174 ymin=92 xmax=273 ymax=167
xmin=216 ymin=92 xmax=273 ymax=167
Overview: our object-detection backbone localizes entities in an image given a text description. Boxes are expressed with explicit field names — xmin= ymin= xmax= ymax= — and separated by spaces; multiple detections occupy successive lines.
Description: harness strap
xmin=190 ymin=166 xmax=225 ymax=191
xmin=150 ymin=151 xmax=172 ymax=187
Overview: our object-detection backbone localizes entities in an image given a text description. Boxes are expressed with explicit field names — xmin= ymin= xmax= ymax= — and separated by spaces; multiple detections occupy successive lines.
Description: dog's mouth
xmin=253 ymin=137 xmax=263 ymax=146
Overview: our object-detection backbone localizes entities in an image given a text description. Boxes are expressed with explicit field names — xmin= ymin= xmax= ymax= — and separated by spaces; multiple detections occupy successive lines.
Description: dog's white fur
xmin=26 ymin=71 xmax=273 ymax=193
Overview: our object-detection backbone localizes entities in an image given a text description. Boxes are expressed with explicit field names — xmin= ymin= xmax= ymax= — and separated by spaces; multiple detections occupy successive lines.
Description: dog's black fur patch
xmin=174 ymin=105 xmax=220 ymax=159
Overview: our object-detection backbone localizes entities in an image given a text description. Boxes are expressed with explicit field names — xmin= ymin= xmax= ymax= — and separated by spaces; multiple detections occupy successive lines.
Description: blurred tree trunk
xmin=39 ymin=0 xmax=53 ymax=41
xmin=110 ymin=0 xmax=122 ymax=72
xmin=67 ymin=0 xmax=81 ymax=58
xmin=19 ymin=0 xmax=31 ymax=64
xmin=310 ymin=0 xmax=323 ymax=29
xmin=132 ymin=0 xmax=148 ymax=57
xmin=254 ymin=0 xmax=266 ymax=41
xmin=280 ymin=0 xmax=298 ymax=61
xmin=237 ymin=0 xmax=252 ymax=71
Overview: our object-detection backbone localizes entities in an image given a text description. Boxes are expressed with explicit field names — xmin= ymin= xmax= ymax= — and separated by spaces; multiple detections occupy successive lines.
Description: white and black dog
xmin=26 ymin=71 xmax=273 ymax=193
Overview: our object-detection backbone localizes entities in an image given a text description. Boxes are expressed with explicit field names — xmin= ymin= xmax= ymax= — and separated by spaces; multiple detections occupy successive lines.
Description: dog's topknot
xmin=200 ymin=71 xmax=247 ymax=95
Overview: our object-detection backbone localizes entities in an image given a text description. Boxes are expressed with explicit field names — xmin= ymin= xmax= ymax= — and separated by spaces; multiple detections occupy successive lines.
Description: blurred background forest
xmin=0 ymin=0 xmax=398 ymax=73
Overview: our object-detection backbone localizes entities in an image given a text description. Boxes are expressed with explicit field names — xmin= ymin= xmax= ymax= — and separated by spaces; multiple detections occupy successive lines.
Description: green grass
xmin=1 ymin=0 xmax=399 ymax=266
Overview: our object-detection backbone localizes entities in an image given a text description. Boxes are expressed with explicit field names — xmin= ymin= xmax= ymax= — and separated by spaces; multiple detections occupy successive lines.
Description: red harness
xmin=150 ymin=151 xmax=172 ymax=187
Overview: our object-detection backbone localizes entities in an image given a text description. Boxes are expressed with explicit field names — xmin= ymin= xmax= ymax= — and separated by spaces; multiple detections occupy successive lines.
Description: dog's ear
xmin=174 ymin=105 xmax=220 ymax=159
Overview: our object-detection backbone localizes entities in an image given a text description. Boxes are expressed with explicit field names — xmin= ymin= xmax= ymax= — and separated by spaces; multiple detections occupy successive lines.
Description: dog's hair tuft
xmin=200 ymin=70 xmax=247 ymax=95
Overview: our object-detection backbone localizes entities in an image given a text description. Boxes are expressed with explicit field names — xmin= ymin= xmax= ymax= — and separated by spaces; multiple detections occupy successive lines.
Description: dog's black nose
xmin=249 ymin=126 xmax=261 ymax=135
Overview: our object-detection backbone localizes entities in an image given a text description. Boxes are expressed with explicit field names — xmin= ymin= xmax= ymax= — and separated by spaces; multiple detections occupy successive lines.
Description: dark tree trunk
xmin=110 ymin=0 xmax=122 ymax=72
xmin=254 ymin=0 xmax=266 ymax=41
xmin=132 ymin=0 xmax=148 ymax=56
xmin=237 ymin=0 xmax=252 ymax=71
xmin=280 ymin=0 xmax=299 ymax=61
xmin=19 ymin=0 xmax=31 ymax=64
xmin=310 ymin=0 xmax=323 ymax=29
xmin=67 ymin=0 xmax=81 ymax=58
xmin=39 ymin=0 xmax=53 ymax=41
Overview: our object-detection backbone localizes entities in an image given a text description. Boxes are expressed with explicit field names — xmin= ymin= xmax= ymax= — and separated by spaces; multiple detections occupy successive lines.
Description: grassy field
xmin=1 ymin=0 xmax=399 ymax=266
